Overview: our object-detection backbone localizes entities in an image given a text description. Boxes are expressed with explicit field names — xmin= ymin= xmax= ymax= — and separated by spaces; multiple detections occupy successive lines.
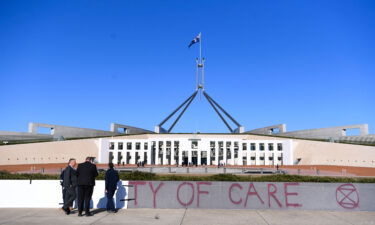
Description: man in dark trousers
xmin=62 ymin=158 xmax=77 ymax=215
xmin=105 ymin=163 xmax=119 ymax=213
xmin=77 ymin=157 xmax=98 ymax=217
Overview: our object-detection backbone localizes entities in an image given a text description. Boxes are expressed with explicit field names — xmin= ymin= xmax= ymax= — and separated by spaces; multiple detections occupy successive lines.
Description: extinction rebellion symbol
xmin=336 ymin=183 xmax=359 ymax=209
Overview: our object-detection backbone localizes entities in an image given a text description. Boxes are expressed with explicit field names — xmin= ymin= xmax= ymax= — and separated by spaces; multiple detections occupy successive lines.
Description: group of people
xmin=61 ymin=157 xmax=119 ymax=216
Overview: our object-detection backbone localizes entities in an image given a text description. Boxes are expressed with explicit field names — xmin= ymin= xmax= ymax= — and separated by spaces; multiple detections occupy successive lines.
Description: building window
xmin=251 ymin=156 xmax=256 ymax=160
xmin=269 ymin=156 xmax=273 ymax=160
xmin=158 ymin=141 xmax=163 ymax=151
xmin=136 ymin=142 xmax=141 ymax=150
xmin=277 ymin=143 xmax=283 ymax=151
xmin=242 ymin=143 xmax=247 ymax=150
xmin=260 ymin=143 xmax=265 ymax=151
xmin=144 ymin=142 xmax=148 ymax=150
xmin=109 ymin=142 xmax=114 ymax=150
xmin=268 ymin=143 xmax=274 ymax=151
xmin=127 ymin=142 xmax=132 ymax=150
xmin=260 ymin=156 xmax=265 ymax=160
xmin=191 ymin=141 xmax=198 ymax=149
xmin=210 ymin=141 xmax=215 ymax=148
xmin=118 ymin=142 xmax=123 ymax=150
xmin=250 ymin=143 xmax=256 ymax=151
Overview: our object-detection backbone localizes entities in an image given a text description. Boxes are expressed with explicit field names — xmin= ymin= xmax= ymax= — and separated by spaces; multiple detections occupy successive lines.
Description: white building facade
xmin=97 ymin=135 xmax=293 ymax=166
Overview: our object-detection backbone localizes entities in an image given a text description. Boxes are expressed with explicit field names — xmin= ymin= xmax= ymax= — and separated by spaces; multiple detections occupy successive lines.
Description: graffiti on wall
xmin=128 ymin=181 xmax=363 ymax=210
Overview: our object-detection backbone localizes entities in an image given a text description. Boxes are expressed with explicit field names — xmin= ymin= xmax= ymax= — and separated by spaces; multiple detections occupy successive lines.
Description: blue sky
xmin=1 ymin=0 xmax=374 ymax=134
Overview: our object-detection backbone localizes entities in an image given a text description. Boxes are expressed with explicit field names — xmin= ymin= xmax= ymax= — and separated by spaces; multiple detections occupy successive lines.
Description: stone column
xmin=246 ymin=143 xmax=251 ymax=166
xmin=147 ymin=141 xmax=152 ymax=165
xmin=223 ymin=143 xmax=227 ymax=165
xmin=188 ymin=149 xmax=192 ymax=165
xmin=207 ymin=151 xmax=211 ymax=166
xmin=178 ymin=141 xmax=184 ymax=165
xmin=155 ymin=141 xmax=159 ymax=165
xmin=197 ymin=150 xmax=201 ymax=165
xmin=238 ymin=142 xmax=243 ymax=166
xmin=215 ymin=141 xmax=219 ymax=165
xmin=171 ymin=141 xmax=175 ymax=165
xmin=130 ymin=141 xmax=136 ymax=164
xmin=140 ymin=142 xmax=145 ymax=162
xmin=230 ymin=142 xmax=235 ymax=165
xmin=162 ymin=141 xmax=167 ymax=165
xmin=264 ymin=142 xmax=268 ymax=166
xmin=255 ymin=142 xmax=260 ymax=166
xmin=113 ymin=141 xmax=118 ymax=164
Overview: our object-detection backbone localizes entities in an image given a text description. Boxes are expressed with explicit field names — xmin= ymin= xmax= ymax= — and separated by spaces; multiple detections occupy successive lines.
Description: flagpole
xmin=196 ymin=58 xmax=199 ymax=91
xmin=199 ymin=32 xmax=202 ymax=63
xmin=199 ymin=33 xmax=202 ymax=98
xmin=200 ymin=32 xmax=204 ymax=90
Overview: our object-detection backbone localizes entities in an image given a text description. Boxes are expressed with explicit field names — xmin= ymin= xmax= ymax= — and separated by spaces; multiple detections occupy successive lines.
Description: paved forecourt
xmin=0 ymin=208 xmax=374 ymax=225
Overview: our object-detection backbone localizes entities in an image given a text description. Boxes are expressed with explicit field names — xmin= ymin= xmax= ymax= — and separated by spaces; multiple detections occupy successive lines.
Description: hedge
xmin=1 ymin=170 xmax=374 ymax=183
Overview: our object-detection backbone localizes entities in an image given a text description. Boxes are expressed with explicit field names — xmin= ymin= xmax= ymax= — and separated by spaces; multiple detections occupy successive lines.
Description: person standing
xmin=77 ymin=157 xmax=98 ymax=217
xmin=62 ymin=158 xmax=77 ymax=215
xmin=105 ymin=163 xmax=120 ymax=213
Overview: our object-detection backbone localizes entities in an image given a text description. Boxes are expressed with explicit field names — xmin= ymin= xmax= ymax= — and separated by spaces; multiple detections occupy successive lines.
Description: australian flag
xmin=188 ymin=33 xmax=201 ymax=48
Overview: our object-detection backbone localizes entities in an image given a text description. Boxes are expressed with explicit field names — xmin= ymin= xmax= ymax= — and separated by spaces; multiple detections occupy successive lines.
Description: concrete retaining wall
xmin=127 ymin=181 xmax=375 ymax=211
xmin=0 ymin=180 xmax=374 ymax=211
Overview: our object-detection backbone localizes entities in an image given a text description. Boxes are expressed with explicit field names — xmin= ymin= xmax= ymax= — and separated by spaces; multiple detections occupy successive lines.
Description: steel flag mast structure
xmin=155 ymin=33 xmax=244 ymax=133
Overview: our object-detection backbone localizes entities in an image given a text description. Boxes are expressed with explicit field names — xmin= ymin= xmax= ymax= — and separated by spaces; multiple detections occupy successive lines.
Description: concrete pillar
xmin=238 ymin=142 xmax=243 ymax=166
xmin=112 ymin=141 xmax=118 ymax=164
xmin=223 ymin=144 xmax=227 ymax=165
xmin=188 ymin=150 xmax=192 ymax=165
xmin=155 ymin=141 xmax=159 ymax=165
xmin=123 ymin=150 xmax=128 ymax=164
xmin=274 ymin=143 xmax=278 ymax=166
xmin=162 ymin=141 xmax=167 ymax=165
xmin=113 ymin=150 xmax=118 ymax=165
xmin=178 ymin=143 xmax=183 ymax=166
xmin=361 ymin=124 xmax=369 ymax=135
xmin=273 ymin=143 xmax=279 ymax=165
xmin=98 ymin=138 xmax=110 ymax=164
xmin=255 ymin=142 xmax=260 ymax=166
xmin=207 ymin=147 xmax=211 ymax=166
xmin=147 ymin=141 xmax=152 ymax=164
xmin=264 ymin=143 xmax=268 ymax=166
xmin=198 ymin=150 xmax=201 ymax=165
xmin=215 ymin=142 xmax=219 ymax=165
xmin=171 ymin=141 xmax=175 ymax=165
xmin=28 ymin=122 xmax=37 ymax=134
xmin=246 ymin=143 xmax=251 ymax=166
xmin=140 ymin=141 xmax=145 ymax=162
xmin=130 ymin=142 xmax=135 ymax=164
xmin=230 ymin=142 xmax=234 ymax=165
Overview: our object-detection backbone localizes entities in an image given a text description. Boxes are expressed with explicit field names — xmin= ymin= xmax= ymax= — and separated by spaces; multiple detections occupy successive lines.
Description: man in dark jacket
xmin=62 ymin=158 xmax=77 ymax=215
xmin=105 ymin=163 xmax=119 ymax=213
xmin=77 ymin=157 xmax=98 ymax=217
